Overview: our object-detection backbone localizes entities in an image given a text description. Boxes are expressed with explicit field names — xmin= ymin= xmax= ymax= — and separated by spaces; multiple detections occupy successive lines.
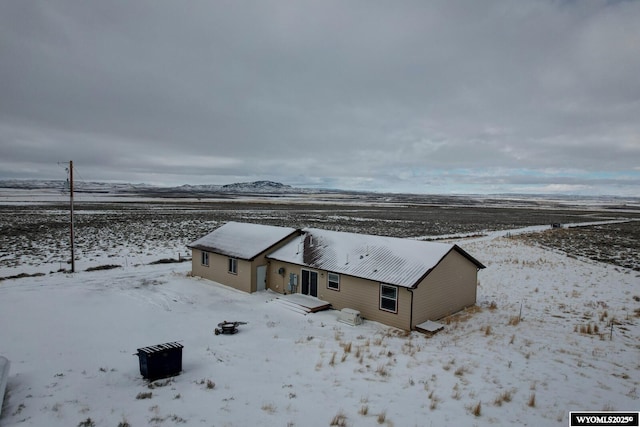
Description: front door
xmin=301 ymin=269 xmax=318 ymax=297
xmin=256 ymin=265 xmax=267 ymax=291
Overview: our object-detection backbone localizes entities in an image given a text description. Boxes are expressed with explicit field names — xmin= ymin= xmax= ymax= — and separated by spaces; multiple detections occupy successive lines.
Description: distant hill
xmin=0 ymin=179 xmax=309 ymax=196
xmin=221 ymin=180 xmax=292 ymax=192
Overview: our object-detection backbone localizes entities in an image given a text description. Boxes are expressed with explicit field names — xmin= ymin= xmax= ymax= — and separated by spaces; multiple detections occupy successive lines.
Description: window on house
xmin=201 ymin=251 xmax=209 ymax=267
xmin=228 ymin=257 xmax=238 ymax=274
xmin=328 ymin=272 xmax=340 ymax=291
xmin=380 ymin=284 xmax=398 ymax=313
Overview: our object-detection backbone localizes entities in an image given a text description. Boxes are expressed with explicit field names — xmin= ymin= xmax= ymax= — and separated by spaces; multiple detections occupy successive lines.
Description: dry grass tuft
xmin=330 ymin=411 xmax=348 ymax=426
xmin=359 ymin=405 xmax=369 ymax=416
xmin=329 ymin=352 xmax=337 ymax=367
xmin=376 ymin=364 xmax=389 ymax=377
xmin=355 ymin=346 xmax=362 ymax=358
xmin=135 ymin=391 xmax=152 ymax=400
xmin=577 ymin=323 xmax=599 ymax=335
xmin=471 ymin=401 xmax=482 ymax=417
xmin=343 ymin=341 xmax=352 ymax=353
xmin=528 ymin=393 xmax=536 ymax=407
xmin=444 ymin=305 xmax=483 ymax=324
xmin=484 ymin=325 xmax=492 ymax=336
xmin=488 ymin=301 xmax=498 ymax=310
xmin=377 ymin=411 xmax=386 ymax=424
xmin=494 ymin=390 xmax=513 ymax=406
xmin=261 ymin=403 xmax=277 ymax=414
xmin=508 ymin=316 xmax=521 ymax=326
xmin=454 ymin=365 xmax=468 ymax=377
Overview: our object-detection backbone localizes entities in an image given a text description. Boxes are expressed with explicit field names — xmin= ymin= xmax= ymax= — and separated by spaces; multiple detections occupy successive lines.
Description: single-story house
xmin=188 ymin=222 xmax=299 ymax=293
xmin=189 ymin=222 xmax=485 ymax=331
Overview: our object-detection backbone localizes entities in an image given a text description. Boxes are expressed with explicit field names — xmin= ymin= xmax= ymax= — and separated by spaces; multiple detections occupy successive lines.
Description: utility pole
xmin=69 ymin=160 xmax=75 ymax=273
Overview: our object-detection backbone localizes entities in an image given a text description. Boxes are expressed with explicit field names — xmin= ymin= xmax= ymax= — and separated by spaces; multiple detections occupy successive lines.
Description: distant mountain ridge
xmin=0 ymin=179 xmax=309 ymax=195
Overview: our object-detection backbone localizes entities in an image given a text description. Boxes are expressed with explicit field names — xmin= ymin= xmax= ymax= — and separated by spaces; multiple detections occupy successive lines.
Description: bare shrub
xmin=77 ymin=418 xmax=95 ymax=427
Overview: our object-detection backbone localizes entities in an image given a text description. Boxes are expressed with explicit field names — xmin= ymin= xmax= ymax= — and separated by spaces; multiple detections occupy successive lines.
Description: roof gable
xmin=188 ymin=222 xmax=298 ymax=260
xmin=267 ymin=228 xmax=484 ymax=287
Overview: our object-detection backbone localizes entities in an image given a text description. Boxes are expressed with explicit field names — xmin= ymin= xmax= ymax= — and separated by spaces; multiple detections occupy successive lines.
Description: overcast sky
xmin=1 ymin=1 xmax=639 ymax=195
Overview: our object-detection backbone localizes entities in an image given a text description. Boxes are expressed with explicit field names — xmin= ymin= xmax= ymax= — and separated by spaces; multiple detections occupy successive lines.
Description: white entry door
xmin=256 ymin=265 xmax=267 ymax=291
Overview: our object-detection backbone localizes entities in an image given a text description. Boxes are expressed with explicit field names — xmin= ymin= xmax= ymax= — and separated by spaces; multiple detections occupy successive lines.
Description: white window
xmin=328 ymin=272 xmax=340 ymax=291
xmin=380 ymin=284 xmax=398 ymax=313
xmin=201 ymin=251 xmax=209 ymax=267
xmin=228 ymin=257 xmax=238 ymax=274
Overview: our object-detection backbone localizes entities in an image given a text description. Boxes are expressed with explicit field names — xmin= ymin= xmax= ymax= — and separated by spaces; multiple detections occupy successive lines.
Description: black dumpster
xmin=136 ymin=342 xmax=183 ymax=381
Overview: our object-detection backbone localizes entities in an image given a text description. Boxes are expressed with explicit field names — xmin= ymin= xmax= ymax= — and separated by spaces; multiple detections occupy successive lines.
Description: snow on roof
xmin=267 ymin=228 xmax=483 ymax=287
xmin=188 ymin=222 xmax=298 ymax=260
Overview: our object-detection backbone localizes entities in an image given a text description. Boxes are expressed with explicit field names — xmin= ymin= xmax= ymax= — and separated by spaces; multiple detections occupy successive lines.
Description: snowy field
xmin=0 ymin=197 xmax=639 ymax=426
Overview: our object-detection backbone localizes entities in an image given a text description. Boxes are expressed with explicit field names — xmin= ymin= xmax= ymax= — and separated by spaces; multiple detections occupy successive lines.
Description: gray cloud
xmin=0 ymin=0 xmax=638 ymax=195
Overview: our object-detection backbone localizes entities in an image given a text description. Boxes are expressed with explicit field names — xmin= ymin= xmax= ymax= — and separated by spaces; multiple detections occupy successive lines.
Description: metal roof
xmin=188 ymin=221 xmax=298 ymax=260
xmin=267 ymin=227 xmax=484 ymax=288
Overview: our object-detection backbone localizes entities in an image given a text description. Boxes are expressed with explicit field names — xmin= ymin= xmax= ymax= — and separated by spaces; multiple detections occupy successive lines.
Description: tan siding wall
xmin=411 ymin=250 xmax=478 ymax=328
xmin=267 ymin=259 xmax=411 ymax=330
xmin=191 ymin=249 xmax=254 ymax=293
xmin=267 ymin=259 xmax=293 ymax=294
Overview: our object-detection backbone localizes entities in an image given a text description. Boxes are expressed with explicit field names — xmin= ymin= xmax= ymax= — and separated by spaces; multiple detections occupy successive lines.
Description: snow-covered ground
xmin=1 ymin=232 xmax=639 ymax=426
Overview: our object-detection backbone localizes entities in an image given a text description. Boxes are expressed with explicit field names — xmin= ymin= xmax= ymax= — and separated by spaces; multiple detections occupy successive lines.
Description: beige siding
xmin=411 ymin=250 xmax=478 ymax=328
xmin=191 ymin=249 xmax=254 ymax=293
xmin=267 ymin=259 xmax=412 ymax=330
xmin=267 ymin=259 xmax=293 ymax=294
